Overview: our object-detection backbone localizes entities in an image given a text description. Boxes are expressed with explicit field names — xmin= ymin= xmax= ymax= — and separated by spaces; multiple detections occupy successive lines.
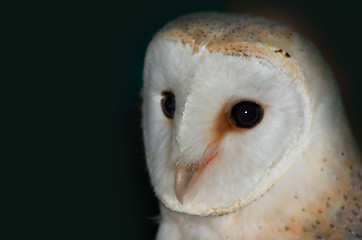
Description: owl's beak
xmin=174 ymin=152 xmax=218 ymax=204
xmin=174 ymin=163 xmax=197 ymax=204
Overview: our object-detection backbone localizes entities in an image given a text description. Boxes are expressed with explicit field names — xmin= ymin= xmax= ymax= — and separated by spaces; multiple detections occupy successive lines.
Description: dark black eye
xmin=161 ymin=91 xmax=175 ymax=119
xmin=230 ymin=101 xmax=264 ymax=128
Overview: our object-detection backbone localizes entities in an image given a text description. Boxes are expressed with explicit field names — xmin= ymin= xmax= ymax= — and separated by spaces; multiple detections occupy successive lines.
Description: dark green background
xmin=49 ymin=0 xmax=362 ymax=239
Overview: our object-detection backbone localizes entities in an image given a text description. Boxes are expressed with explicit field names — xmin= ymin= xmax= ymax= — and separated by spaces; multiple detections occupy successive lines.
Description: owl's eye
xmin=230 ymin=101 xmax=264 ymax=128
xmin=161 ymin=91 xmax=176 ymax=119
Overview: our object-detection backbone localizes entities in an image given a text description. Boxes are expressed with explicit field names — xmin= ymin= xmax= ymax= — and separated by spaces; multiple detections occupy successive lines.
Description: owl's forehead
xmin=144 ymin=39 xmax=300 ymax=109
xmin=145 ymin=12 xmax=305 ymax=90
xmin=145 ymin=41 xmax=303 ymax=95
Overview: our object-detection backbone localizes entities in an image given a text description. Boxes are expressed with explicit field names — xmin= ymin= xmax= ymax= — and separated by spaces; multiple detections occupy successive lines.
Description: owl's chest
xmin=160 ymin=173 xmax=362 ymax=240
xmin=209 ymin=187 xmax=362 ymax=239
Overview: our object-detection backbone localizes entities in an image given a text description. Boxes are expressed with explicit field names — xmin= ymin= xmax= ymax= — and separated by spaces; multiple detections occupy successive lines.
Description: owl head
xmin=142 ymin=12 xmax=339 ymax=216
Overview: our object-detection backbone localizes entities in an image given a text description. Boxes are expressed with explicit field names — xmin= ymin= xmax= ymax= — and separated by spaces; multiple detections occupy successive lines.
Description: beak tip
xmin=176 ymin=193 xmax=184 ymax=205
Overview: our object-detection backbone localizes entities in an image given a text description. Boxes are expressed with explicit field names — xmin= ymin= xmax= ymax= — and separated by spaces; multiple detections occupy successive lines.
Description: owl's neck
xmin=157 ymin=124 xmax=362 ymax=239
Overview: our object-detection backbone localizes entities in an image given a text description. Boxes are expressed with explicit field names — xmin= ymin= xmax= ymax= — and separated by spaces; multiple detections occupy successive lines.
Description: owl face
xmin=142 ymin=14 xmax=313 ymax=216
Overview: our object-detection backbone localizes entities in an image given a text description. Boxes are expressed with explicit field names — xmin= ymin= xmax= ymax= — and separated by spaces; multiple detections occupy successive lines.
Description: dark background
xmin=39 ymin=0 xmax=361 ymax=239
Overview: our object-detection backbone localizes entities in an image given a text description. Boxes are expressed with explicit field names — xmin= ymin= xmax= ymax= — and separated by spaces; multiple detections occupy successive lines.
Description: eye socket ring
xmin=161 ymin=91 xmax=175 ymax=119
xmin=230 ymin=101 xmax=264 ymax=129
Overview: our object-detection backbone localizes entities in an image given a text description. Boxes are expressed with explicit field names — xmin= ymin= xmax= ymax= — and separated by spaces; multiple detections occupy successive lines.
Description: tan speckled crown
xmin=153 ymin=12 xmax=308 ymax=81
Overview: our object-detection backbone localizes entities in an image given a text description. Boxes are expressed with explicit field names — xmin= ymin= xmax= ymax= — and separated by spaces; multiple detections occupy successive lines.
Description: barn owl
xmin=142 ymin=12 xmax=362 ymax=239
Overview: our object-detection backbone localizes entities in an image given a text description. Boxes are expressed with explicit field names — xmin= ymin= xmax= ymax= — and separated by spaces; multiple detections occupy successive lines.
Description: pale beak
xmin=174 ymin=151 xmax=218 ymax=204
xmin=174 ymin=163 xmax=199 ymax=204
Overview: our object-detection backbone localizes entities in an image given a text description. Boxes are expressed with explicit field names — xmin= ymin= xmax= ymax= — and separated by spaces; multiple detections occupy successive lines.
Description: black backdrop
xmin=45 ymin=0 xmax=362 ymax=239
